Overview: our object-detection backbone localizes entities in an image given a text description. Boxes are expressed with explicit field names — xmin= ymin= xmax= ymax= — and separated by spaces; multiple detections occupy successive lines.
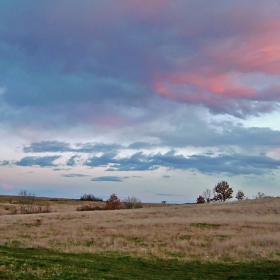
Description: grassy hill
xmin=0 ymin=196 xmax=279 ymax=279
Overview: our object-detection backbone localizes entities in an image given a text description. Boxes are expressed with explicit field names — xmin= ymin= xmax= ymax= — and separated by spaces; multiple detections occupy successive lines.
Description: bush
xmin=106 ymin=194 xmax=122 ymax=210
xmin=77 ymin=204 xmax=106 ymax=211
xmin=18 ymin=190 xmax=51 ymax=214
xmin=80 ymin=194 xmax=103 ymax=201
xmin=196 ymin=195 xmax=205 ymax=204
xmin=122 ymin=196 xmax=142 ymax=209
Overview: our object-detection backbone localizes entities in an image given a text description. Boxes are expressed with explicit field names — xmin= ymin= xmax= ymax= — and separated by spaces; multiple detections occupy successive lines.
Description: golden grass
xmin=0 ymin=196 xmax=279 ymax=262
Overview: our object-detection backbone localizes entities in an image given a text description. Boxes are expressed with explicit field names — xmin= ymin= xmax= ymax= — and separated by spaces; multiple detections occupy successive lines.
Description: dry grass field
xmin=0 ymin=196 xmax=279 ymax=262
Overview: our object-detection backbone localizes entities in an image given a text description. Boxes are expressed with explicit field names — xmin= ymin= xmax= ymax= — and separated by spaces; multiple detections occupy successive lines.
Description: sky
xmin=1 ymin=0 xmax=280 ymax=203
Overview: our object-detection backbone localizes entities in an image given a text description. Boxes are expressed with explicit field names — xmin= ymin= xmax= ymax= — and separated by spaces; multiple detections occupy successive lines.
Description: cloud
xmin=85 ymin=150 xmax=280 ymax=175
xmin=23 ymin=141 xmax=72 ymax=153
xmin=66 ymin=156 xmax=79 ymax=167
xmin=23 ymin=141 xmax=122 ymax=153
xmin=21 ymin=123 xmax=280 ymax=157
xmin=91 ymin=176 xmax=125 ymax=182
xmin=16 ymin=156 xmax=60 ymax=167
xmin=155 ymin=121 xmax=280 ymax=148
xmin=62 ymin=174 xmax=89 ymax=178
xmin=1 ymin=0 xmax=280 ymax=133
xmin=156 ymin=193 xmax=184 ymax=197
xmin=1 ymin=1 xmax=280 ymax=201
xmin=127 ymin=142 xmax=155 ymax=150
xmin=0 ymin=183 xmax=15 ymax=190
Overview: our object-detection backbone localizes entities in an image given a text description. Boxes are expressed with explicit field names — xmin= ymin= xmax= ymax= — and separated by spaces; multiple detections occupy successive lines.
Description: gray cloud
xmin=23 ymin=141 xmax=71 ymax=153
xmin=16 ymin=156 xmax=60 ymax=167
xmin=62 ymin=174 xmax=89 ymax=178
xmin=156 ymin=193 xmax=185 ymax=197
xmin=154 ymin=120 xmax=280 ymax=149
xmin=23 ymin=141 xmax=122 ymax=153
xmin=85 ymin=150 xmax=280 ymax=176
xmin=0 ymin=160 xmax=10 ymax=166
xmin=91 ymin=176 xmax=124 ymax=182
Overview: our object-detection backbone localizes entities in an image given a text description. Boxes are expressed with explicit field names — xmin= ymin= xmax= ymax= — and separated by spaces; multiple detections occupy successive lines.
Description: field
xmin=0 ymin=196 xmax=279 ymax=279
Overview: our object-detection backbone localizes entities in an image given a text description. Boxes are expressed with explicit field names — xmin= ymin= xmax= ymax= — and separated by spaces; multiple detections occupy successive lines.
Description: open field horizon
xmin=0 ymin=195 xmax=279 ymax=263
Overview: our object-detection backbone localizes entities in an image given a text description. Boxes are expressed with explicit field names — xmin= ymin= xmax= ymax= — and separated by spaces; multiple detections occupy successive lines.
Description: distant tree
xmin=236 ymin=190 xmax=245 ymax=201
xmin=213 ymin=181 xmax=233 ymax=202
xmin=196 ymin=195 xmax=205 ymax=204
xmin=106 ymin=193 xmax=122 ymax=210
xmin=203 ymin=188 xmax=212 ymax=203
xmin=254 ymin=192 xmax=266 ymax=199
xmin=80 ymin=194 xmax=103 ymax=201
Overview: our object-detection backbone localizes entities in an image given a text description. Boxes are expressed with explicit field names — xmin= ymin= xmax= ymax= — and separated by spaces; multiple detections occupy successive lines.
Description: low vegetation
xmin=76 ymin=204 xmax=106 ymax=211
xmin=3 ymin=190 xmax=52 ymax=215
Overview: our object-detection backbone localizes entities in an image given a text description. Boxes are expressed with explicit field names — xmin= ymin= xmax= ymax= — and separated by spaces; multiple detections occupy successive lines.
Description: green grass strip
xmin=0 ymin=246 xmax=279 ymax=279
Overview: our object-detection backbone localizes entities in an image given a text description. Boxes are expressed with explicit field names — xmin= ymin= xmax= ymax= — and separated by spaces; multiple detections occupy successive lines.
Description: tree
xmin=236 ymin=190 xmax=245 ymax=201
xmin=106 ymin=193 xmax=122 ymax=210
xmin=196 ymin=195 xmax=205 ymax=204
xmin=213 ymin=181 xmax=233 ymax=202
xmin=203 ymin=188 xmax=212 ymax=203
xmin=254 ymin=192 xmax=266 ymax=199
xmin=80 ymin=194 xmax=103 ymax=201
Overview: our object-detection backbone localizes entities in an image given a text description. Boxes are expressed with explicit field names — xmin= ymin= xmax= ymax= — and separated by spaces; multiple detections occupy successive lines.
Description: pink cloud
xmin=1 ymin=183 xmax=15 ymax=190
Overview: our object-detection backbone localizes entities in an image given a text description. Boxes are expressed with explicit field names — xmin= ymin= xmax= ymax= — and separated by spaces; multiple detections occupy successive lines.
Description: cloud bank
xmin=1 ymin=1 xmax=280 ymax=201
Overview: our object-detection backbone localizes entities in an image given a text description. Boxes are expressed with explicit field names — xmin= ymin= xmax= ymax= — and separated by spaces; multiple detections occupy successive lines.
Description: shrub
xmin=77 ymin=204 xmax=106 ymax=211
xmin=212 ymin=181 xmax=233 ymax=202
xmin=196 ymin=195 xmax=205 ymax=204
xmin=80 ymin=194 xmax=103 ymax=201
xmin=122 ymin=196 xmax=142 ymax=209
xmin=18 ymin=190 xmax=51 ymax=214
xmin=106 ymin=194 xmax=122 ymax=210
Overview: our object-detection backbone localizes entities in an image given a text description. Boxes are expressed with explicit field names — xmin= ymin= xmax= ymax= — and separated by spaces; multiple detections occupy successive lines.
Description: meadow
xmin=0 ymin=196 xmax=279 ymax=279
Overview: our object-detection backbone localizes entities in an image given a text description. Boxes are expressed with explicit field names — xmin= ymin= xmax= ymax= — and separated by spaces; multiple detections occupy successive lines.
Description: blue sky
xmin=1 ymin=0 xmax=280 ymax=202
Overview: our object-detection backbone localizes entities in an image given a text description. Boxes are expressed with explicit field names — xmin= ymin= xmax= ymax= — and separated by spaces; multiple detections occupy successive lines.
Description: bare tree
xmin=203 ymin=188 xmax=212 ymax=203
xmin=254 ymin=192 xmax=266 ymax=199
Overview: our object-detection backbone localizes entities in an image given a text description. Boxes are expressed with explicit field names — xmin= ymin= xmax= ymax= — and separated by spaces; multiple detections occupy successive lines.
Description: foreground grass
xmin=0 ymin=246 xmax=279 ymax=279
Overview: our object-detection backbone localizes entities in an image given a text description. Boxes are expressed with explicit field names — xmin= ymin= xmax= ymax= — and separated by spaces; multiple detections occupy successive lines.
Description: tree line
xmin=196 ymin=181 xmax=236 ymax=203
xmin=196 ymin=181 xmax=272 ymax=203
